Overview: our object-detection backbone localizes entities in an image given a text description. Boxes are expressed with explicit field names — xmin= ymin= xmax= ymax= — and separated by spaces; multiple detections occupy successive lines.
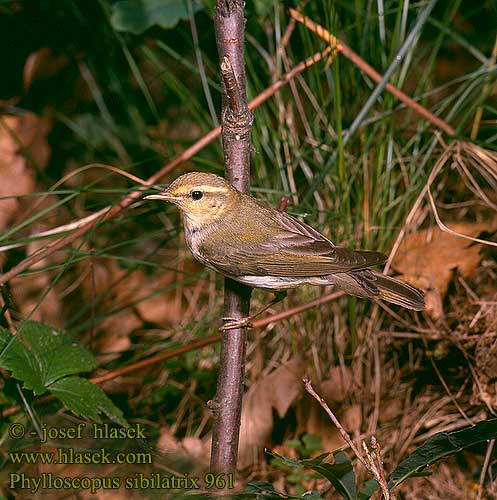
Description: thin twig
xmin=0 ymin=162 xmax=147 ymax=252
xmin=303 ymin=378 xmax=391 ymax=499
xmin=426 ymin=143 xmax=497 ymax=248
xmin=477 ymin=439 xmax=495 ymax=500
xmin=304 ymin=378 xmax=366 ymax=463
xmin=0 ymin=207 xmax=111 ymax=252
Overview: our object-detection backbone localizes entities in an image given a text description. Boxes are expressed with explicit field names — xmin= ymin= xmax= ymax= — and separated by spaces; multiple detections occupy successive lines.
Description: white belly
xmin=234 ymin=275 xmax=331 ymax=290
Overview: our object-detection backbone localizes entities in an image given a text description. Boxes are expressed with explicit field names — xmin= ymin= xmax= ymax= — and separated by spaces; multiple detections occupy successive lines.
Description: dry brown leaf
xmin=392 ymin=221 xmax=496 ymax=318
xmin=0 ymin=113 xmax=51 ymax=231
xmin=237 ymin=357 xmax=306 ymax=469
xmin=378 ymin=397 xmax=404 ymax=424
xmin=342 ymin=404 xmax=362 ymax=434
xmin=78 ymin=259 xmax=142 ymax=360
xmin=23 ymin=48 xmax=69 ymax=91
xmin=11 ymin=237 xmax=63 ymax=325
xmin=293 ymin=368 xmax=364 ymax=453
xmin=295 ymin=392 xmax=345 ymax=452
xmin=319 ymin=366 xmax=354 ymax=403
xmin=134 ymin=271 xmax=184 ymax=325
xmin=156 ymin=426 xmax=209 ymax=472
xmin=77 ymin=256 xmax=196 ymax=360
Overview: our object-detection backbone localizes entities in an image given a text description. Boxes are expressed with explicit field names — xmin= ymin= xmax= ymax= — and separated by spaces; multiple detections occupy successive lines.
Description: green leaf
xmin=358 ymin=479 xmax=379 ymax=499
xmin=301 ymin=451 xmax=357 ymax=500
xmin=301 ymin=434 xmax=324 ymax=455
xmin=19 ymin=321 xmax=97 ymax=386
xmin=269 ymin=450 xmax=356 ymax=500
xmin=239 ymin=481 xmax=324 ymax=499
xmin=0 ymin=327 xmax=44 ymax=394
xmin=242 ymin=481 xmax=280 ymax=495
xmin=49 ymin=376 xmax=127 ymax=427
xmin=240 ymin=481 xmax=292 ymax=498
xmin=389 ymin=418 xmax=497 ymax=490
xmin=0 ymin=321 xmax=125 ymax=427
xmin=0 ymin=321 xmax=97 ymax=394
xmin=111 ymin=0 xmax=203 ymax=35
xmin=285 ymin=439 xmax=302 ymax=451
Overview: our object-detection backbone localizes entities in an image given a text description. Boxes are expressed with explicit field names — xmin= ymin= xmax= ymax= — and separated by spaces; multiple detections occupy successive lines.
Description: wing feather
xmin=200 ymin=203 xmax=387 ymax=277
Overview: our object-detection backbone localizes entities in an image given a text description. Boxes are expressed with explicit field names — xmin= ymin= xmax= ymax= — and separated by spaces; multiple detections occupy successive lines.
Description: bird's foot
xmin=220 ymin=316 xmax=254 ymax=332
xmin=218 ymin=291 xmax=287 ymax=332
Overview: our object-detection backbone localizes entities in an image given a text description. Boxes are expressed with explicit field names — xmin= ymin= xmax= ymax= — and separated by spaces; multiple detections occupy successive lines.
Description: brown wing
xmin=202 ymin=204 xmax=387 ymax=277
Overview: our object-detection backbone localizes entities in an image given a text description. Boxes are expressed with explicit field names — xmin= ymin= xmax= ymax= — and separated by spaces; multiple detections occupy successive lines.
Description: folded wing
xmin=206 ymin=209 xmax=387 ymax=277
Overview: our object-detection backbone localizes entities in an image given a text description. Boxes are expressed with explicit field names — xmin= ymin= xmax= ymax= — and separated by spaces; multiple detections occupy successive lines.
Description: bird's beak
xmin=144 ymin=190 xmax=180 ymax=202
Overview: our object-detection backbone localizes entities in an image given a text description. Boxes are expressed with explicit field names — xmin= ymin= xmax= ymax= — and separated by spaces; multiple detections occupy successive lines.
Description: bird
xmin=145 ymin=172 xmax=424 ymax=329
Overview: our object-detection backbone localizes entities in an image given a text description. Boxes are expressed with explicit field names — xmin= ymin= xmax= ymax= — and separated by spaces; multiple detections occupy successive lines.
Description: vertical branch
xmin=211 ymin=0 xmax=253 ymax=476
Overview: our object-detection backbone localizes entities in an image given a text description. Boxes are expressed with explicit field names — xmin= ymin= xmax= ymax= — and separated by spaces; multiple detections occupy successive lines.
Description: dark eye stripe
xmin=191 ymin=190 xmax=203 ymax=200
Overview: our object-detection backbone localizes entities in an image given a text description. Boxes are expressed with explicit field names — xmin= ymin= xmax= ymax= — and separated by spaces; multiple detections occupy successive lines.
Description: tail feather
xmin=372 ymin=271 xmax=425 ymax=311
xmin=323 ymin=269 xmax=425 ymax=311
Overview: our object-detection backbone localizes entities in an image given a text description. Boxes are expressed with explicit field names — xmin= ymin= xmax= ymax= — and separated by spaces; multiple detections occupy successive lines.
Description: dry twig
xmin=303 ymin=378 xmax=392 ymax=500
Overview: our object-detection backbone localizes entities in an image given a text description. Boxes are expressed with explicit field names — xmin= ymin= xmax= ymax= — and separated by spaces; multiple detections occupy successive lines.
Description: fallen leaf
xmin=156 ymin=426 xmax=209 ymax=472
xmin=290 ymin=367 xmax=359 ymax=452
xmin=319 ymin=366 xmax=354 ymax=403
xmin=392 ymin=222 xmax=496 ymax=318
xmin=342 ymin=404 xmax=362 ymax=434
xmin=78 ymin=259 xmax=142 ymax=361
xmin=11 ymin=236 xmax=62 ymax=325
xmin=237 ymin=357 xmax=306 ymax=469
xmin=77 ymin=256 xmax=199 ymax=360
xmin=0 ymin=113 xmax=51 ymax=229
xmin=295 ymin=391 xmax=346 ymax=454
xmin=379 ymin=397 xmax=404 ymax=424
xmin=23 ymin=48 xmax=69 ymax=91
xmin=134 ymin=269 xmax=190 ymax=325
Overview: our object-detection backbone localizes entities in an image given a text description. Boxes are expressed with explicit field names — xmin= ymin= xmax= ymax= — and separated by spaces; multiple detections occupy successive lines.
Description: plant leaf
xmin=302 ymin=451 xmax=357 ymax=500
xmin=389 ymin=418 xmax=497 ymax=489
xmin=0 ymin=321 xmax=97 ymax=394
xmin=111 ymin=0 xmax=203 ymax=35
xmin=0 ymin=321 xmax=125 ymax=426
xmin=49 ymin=376 xmax=127 ymax=427
xmin=270 ymin=450 xmax=356 ymax=500
xmin=19 ymin=320 xmax=97 ymax=386
xmin=0 ymin=326 xmax=44 ymax=394
xmin=358 ymin=479 xmax=379 ymax=499
xmin=238 ymin=480 xmax=323 ymax=499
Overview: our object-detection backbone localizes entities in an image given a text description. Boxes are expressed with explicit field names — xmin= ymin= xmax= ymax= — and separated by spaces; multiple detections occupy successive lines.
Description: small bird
xmin=145 ymin=172 xmax=424 ymax=328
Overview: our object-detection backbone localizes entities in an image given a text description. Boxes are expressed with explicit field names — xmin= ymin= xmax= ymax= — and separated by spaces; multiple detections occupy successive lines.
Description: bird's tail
xmin=371 ymin=271 xmax=425 ymax=311
xmin=320 ymin=269 xmax=425 ymax=310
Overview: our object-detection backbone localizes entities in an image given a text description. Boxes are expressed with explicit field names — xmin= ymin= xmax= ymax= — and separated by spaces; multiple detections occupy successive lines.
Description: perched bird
xmin=145 ymin=172 xmax=424 ymax=328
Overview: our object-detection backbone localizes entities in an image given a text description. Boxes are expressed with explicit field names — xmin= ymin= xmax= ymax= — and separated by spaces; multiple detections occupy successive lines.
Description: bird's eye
xmin=191 ymin=190 xmax=203 ymax=201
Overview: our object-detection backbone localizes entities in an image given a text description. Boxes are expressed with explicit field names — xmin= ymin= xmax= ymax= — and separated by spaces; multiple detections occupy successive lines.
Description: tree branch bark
xmin=210 ymin=0 xmax=253 ymax=478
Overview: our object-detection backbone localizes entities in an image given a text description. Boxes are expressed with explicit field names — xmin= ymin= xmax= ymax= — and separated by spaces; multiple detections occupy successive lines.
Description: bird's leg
xmin=220 ymin=291 xmax=287 ymax=332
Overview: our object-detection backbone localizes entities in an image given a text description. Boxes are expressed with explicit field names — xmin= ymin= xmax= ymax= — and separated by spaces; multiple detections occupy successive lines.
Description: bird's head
xmin=144 ymin=172 xmax=240 ymax=227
